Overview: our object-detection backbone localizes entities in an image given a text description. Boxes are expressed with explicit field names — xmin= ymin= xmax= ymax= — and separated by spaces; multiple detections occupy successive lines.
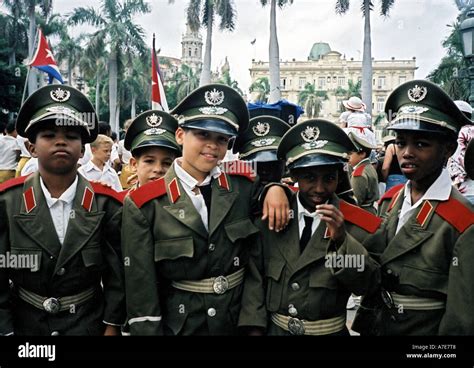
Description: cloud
xmin=53 ymin=0 xmax=459 ymax=93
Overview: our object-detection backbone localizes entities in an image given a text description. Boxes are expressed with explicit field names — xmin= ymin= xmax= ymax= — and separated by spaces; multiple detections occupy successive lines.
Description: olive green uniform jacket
xmin=239 ymin=193 xmax=381 ymax=335
xmin=351 ymin=158 xmax=380 ymax=215
xmin=0 ymin=173 xmax=125 ymax=336
xmin=122 ymin=164 xmax=262 ymax=335
xmin=352 ymin=184 xmax=474 ymax=335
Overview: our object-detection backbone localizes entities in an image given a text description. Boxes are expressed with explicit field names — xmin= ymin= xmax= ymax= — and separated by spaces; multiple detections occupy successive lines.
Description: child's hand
xmin=90 ymin=180 xmax=112 ymax=188
xmin=262 ymin=186 xmax=290 ymax=232
xmin=103 ymin=325 xmax=120 ymax=336
xmin=315 ymin=204 xmax=346 ymax=246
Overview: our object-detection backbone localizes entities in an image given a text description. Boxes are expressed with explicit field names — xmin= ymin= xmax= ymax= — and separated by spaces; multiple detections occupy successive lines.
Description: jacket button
xmin=386 ymin=269 xmax=393 ymax=275
xmin=51 ymin=331 xmax=60 ymax=336
xmin=291 ymin=282 xmax=300 ymax=291
xmin=57 ymin=268 xmax=66 ymax=276
xmin=288 ymin=304 xmax=298 ymax=316
xmin=208 ymin=243 xmax=216 ymax=252
xmin=207 ymin=308 xmax=216 ymax=317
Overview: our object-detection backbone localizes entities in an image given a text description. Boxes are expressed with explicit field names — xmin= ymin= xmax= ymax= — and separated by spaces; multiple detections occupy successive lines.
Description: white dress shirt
xmin=296 ymin=193 xmax=322 ymax=239
xmin=117 ymin=140 xmax=132 ymax=165
xmin=174 ymin=159 xmax=221 ymax=231
xmin=396 ymin=169 xmax=452 ymax=234
xmin=40 ymin=176 xmax=78 ymax=245
xmin=78 ymin=161 xmax=122 ymax=192
xmin=21 ymin=157 xmax=38 ymax=176
xmin=78 ymin=143 xmax=119 ymax=166
xmin=0 ymin=135 xmax=20 ymax=170
xmin=17 ymin=135 xmax=31 ymax=158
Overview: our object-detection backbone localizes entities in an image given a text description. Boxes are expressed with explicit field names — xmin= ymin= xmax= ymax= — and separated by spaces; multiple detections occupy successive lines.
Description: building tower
xmin=181 ymin=24 xmax=203 ymax=73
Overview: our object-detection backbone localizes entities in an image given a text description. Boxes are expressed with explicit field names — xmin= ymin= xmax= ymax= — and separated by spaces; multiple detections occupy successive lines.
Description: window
xmin=378 ymin=76 xmax=386 ymax=89
xmin=399 ymin=76 xmax=406 ymax=85
xmin=327 ymin=76 xmax=331 ymax=83
xmin=299 ymin=78 xmax=306 ymax=89
xmin=281 ymin=78 xmax=287 ymax=90
xmin=376 ymin=96 xmax=385 ymax=112
xmin=338 ymin=76 xmax=345 ymax=87
xmin=318 ymin=77 xmax=326 ymax=89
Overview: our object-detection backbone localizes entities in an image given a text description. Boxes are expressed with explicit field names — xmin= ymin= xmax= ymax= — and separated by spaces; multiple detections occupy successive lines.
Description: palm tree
xmin=183 ymin=0 xmax=237 ymax=86
xmin=69 ymin=0 xmax=151 ymax=133
xmin=260 ymin=0 xmax=294 ymax=103
xmin=79 ymin=35 xmax=108 ymax=116
xmin=55 ymin=31 xmax=84 ymax=87
xmin=298 ymin=83 xmax=328 ymax=118
xmin=217 ymin=70 xmax=243 ymax=95
xmin=249 ymin=76 xmax=270 ymax=103
xmin=175 ymin=64 xmax=200 ymax=103
xmin=123 ymin=54 xmax=150 ymax=119
xmin=428 ymin=20 xmax=469 ymax=100
xmin=335 ymin=0 xmax=396 ymax=115
xmin=2 ymin=0 xmax=28 ymax=67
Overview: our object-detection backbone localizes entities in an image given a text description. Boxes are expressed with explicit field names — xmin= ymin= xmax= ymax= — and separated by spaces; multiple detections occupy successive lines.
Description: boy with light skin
xmin=0 ymin=85 xmax=125 ymax=336
xmin=79 ymin=135 xmax=122 ymax=192
xmin=122 ymin=84 xmax=290 ymax=335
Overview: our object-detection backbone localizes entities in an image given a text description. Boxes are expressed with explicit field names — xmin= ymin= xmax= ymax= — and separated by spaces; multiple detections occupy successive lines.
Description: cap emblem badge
xmin=144 ymin=128 xmax=166 ymax=136
xmin=399 ymin=105 xmax=429 ymax=115
xmin=302 ymin=140 xmax=328 ymax=150
xmin=146 ymin=113 xmax=163 ymax=127
xmin=50 ymin=88 xmax=71 ymax=102
xmin=205 ymin=88 xmax=225 ymax=106
xmin=251 ymin=138 xmax=276 ymax=147
xmin=407 ymin=85 xmax=427 ymax=103
xmin=252 ymin=122 xmax=270 ymax=136
xmin=301 ymin=126 xmax=320 ymax=142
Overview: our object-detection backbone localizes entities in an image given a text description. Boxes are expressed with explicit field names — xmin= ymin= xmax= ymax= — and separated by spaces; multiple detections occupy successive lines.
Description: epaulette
xmin=224 ymin=160 xmax=256 ymax=182
xmin=352 ymin=164 xmax=366 ymax=177
xmin=129 ymin=177 xmax=167 ymax=208
xmin=0 ymin=176 xmax=28 ymax=193
xmin=435 ymin=197 xmax=474 ymax=233
xmin=89 ymin=182 xmax=124 ymax=204
xmin=340 ymin=200 xmax=382 ymax=234
xmin=378 ymin=184 xmax=405 ymax=205
xmin=288 ymin=185 xmax=298 ymax=193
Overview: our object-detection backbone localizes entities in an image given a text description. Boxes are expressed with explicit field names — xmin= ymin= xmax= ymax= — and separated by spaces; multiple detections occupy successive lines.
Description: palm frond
xmin=335 ymin=0 xmax=350 ymax=14
xmin=186 ymin=0 xmax=202 ymax=31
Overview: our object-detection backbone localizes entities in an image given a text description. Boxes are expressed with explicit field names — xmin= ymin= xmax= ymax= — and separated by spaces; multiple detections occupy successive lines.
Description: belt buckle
xmin=288 ymin=317 xmax=305 ymax=335
xmin=213 ymin=276 xmax=229 ymax=294
xmin=381 ymin=290 xmax=394 ymax=309
xmin=43 ymin=297 xmax=61 ymax=314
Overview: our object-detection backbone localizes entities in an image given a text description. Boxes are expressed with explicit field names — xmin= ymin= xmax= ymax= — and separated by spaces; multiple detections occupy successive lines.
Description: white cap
xmin=454 ymin=100 xmax=472 ymax=116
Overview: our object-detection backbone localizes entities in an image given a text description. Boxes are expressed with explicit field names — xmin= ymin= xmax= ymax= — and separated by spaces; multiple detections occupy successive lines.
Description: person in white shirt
xmin=15 ymin=134 xmax=31 ymax=177
xmin=118 ymin=119 xmax=134 ymax=189
xmin=21 ymin=157 xmax=38 ymax=176
xmin=0 ymin=122 xmax=21 ymax=183
xmin=78 ymin=134 xmax=122 ymax=192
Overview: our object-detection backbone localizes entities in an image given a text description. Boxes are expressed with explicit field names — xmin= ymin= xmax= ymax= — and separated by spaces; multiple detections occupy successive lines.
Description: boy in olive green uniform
xmin=123 ymin=110 xmax=181 ymax=194
xmin=346 ymin=130 xmax=380 ymax=214
xmin=0 ymin=85 xmax=125 ymax=336
xmin=351 ymin=80 xmax=474 ymax=335
xmin=122 ymin=84 xmax=289 ymax=335
xmin=240 ymin=120 xmax=382 ymax=336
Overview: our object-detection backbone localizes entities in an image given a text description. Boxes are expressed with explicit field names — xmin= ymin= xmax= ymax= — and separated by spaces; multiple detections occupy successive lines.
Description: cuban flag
xmin=151 ymin=34 xmax=168 ymax=112
xmin=28 ymin=28 xmax=64 ymax=84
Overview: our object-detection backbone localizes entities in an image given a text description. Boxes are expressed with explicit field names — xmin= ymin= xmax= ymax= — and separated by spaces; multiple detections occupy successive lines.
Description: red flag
xmin=151 ymin=34 xmax=168 ymax=112
xmin=28 ymin=28 xmax=63 ymax=84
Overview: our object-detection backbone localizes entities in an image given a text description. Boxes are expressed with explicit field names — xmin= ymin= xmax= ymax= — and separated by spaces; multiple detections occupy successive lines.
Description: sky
xmin=11 ymin=0 xmax=462 ymax=93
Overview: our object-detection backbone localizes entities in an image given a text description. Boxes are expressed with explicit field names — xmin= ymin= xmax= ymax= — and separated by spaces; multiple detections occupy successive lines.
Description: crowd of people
xmin=0 ymin=79 xmax=472 ymax=336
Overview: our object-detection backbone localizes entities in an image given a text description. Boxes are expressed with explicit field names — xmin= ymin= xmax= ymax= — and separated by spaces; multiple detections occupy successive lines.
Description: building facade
xmin=249 ymin=42 xmax=417 ymax=122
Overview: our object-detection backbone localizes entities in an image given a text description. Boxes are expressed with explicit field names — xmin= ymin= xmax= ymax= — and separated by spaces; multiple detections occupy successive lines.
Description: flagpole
xmin=21 ymin=27 xmax=40 ymax=105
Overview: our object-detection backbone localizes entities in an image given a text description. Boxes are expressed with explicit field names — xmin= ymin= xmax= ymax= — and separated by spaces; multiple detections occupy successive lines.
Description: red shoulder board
xmin=224 ymin=160 xmax=255 ymax=182
xmin=435 ymin=198 xmax=474 ymax=233
xmin=288 ymin=185 xmax=298 ymax=193
xmin=352 ymin=164 xmax=366 ymax=177
xmin=339 ymin=200 xmax=382 ymax=234
xmin=89 ymin=182 xmax=124 ymax=204
xmin=129 ymin=178 xmax=167 ymax=208
xmin=0 ymin=176 xmax=28 ymax=193
xmin=379 ymin=184 xmax=404 ymax=202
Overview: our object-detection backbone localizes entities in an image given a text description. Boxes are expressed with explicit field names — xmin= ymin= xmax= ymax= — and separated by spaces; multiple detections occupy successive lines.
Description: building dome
xmin=308 ymin=42 xmax=331 ymax=61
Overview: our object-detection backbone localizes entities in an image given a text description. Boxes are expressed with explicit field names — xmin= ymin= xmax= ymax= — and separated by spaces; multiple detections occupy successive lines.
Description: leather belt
xmin=271 ymin=313 xmax=346 ymax=335
xmin=171 ymin=268 xmax=245 ymax=295
xmin=18 ymin=286 xmax=97 ymax=314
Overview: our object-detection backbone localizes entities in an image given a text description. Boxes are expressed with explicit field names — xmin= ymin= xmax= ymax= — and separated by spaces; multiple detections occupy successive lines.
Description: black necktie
xmin=300 ymin=216 xmax=314 ymax=253
xmin=198 ymin=182 xmax=212 ymax=218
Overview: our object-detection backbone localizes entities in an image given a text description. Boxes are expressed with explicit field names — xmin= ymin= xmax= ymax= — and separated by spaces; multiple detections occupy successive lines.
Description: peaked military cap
xmin=16 ymin=85 xmax=98 ymax=143
xmin=233 ymin=115 xmax=290 ymax=162
xmin=278 ymin=119 xmax=356 ymax=170
xmin=385 ymin=79 xmax=471 ymax=135
xmin=171 ymin=83 xmax=248 ymax=137
xmin=124 ymin=110 xmax=181 ymax=155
